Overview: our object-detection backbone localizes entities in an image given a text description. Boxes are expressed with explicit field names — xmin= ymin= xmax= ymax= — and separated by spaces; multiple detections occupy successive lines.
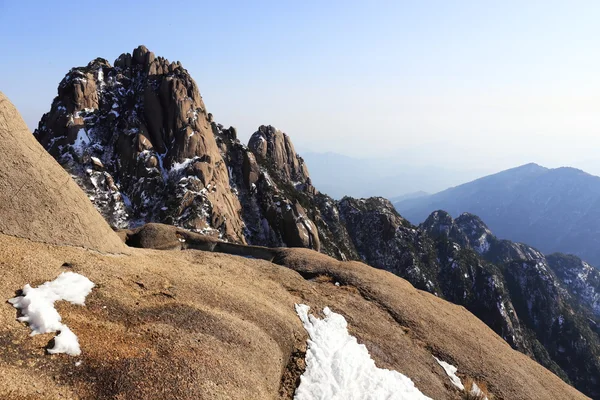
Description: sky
xmin=1 ymin=0 xmax=599 ymax=178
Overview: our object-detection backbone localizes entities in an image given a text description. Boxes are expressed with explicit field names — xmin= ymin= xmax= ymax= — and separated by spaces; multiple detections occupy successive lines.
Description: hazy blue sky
xmin=1 ymin=1 xmax=599 ymax=176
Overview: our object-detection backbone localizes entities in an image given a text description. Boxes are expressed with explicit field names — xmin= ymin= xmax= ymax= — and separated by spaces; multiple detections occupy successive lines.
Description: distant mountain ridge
xmin=394 ymin=163 xmax=600 ymax=267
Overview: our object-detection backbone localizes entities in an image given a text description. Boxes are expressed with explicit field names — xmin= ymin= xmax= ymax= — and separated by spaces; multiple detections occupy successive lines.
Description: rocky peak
xmin=454 ymin=213 xmax=493 ymax=254
xmin=420 ymin=210 xmax=469 ymax=248
xmin=212 ymin=121 xmax=360 ymax=255
xmin=248 ymin=125 xmax=312 ymax=190
xmin=34 ymin=46 xmax=245 ymax=241
xmin=421 ymin=210 xmax=454 ymax=234
xmin=338 ymin=197 xmax=438 ymax=290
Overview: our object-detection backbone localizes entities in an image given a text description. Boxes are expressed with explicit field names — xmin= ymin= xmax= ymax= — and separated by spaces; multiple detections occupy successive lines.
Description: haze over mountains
xmin=395 ymin=163 xmax=600 ymax=267
xmin=300 ymin=151 xmax=490 ymax=199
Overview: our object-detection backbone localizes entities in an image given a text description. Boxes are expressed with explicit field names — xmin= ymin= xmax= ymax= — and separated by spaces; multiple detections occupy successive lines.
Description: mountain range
xmin=395 ymin=163 xmax=600 ymax=268
xmin=10 ymin=45 xmax=600 ymax=398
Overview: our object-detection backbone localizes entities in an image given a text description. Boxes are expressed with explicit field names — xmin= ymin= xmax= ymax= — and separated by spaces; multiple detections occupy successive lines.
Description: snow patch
xmin=171 ymin=157 xmax=195 ymax=173
xmin=470 ymin=382 xmax=488 ymax=400
xmin=294 ymin=304 xmax=431 ymax=400
xmin=434 ymin=356 xmax=464 ymax=390
xmin=474 ymin=233 xmax=490 ymax=254
xmin=72 ymin=128 xmax=91 ymax=155
xmin=8 ymin=272 xmax=95 ymax=356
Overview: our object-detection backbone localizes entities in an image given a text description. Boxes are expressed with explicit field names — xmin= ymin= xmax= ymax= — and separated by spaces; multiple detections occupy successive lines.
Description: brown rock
xmin=145 ymin=156 xmax=158 ymax=169
xmin=248 ymin=125 xmax=310 ymax=184
xmin=0 ymin=232 xmax=588 ymax=400
xmin=33 ymin=47 xmax=247 ymax=243
xmin=242 ymin=151 xmax=260 ymax=189
xmin=0 ymin=91 xmax=126 ymax=253
xmin=281 ymin=201 xmax=320 ymax=251
xmin=132 ymin=45 xmax=150 ymax=65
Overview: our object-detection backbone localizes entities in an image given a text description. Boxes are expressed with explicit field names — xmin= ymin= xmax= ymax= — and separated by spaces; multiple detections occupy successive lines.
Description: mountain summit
xmin=34 ymin=45 xmax=246 ymax=242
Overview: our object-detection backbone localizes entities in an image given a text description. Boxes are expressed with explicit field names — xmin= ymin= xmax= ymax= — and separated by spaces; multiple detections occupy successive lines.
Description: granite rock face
xmin=35 ymin=46 xmax=246 ymax=242
xmin=214 ymin=123 xmax=356 ymax=255
xmin=420 ymin=211 xmax=600 ymax=398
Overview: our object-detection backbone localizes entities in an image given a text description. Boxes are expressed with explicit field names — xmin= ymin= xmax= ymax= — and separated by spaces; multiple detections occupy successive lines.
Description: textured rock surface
xmin=0 ymin=233 xmax=590 ymax=400
xmin=34 ymin=46 xmax=245 ymax=242
xmin=338 ymin=200 xmax=530 ymax=358
xmin=0 ymin=91 xmax=125 ymax=254
xmin=248 ymin=125 xmax=311 ymax=185
xmin=547 ymin=253 xmax=600 ymax=319
xmin=421 ymin=211 xmax=600 ymax=398
xmin=213 ymin=123 xmax=357 ymax=257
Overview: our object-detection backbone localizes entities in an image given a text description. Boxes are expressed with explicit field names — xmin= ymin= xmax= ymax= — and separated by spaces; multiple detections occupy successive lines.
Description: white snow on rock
xmin=294 ymin=304 xmax=431 ymax=400
xmin=72 ymin=128 xmax=91 ymax=155
xmin=47 ymin=325 xmax=81 ymax=355
xmin=433 ymin=356 xmax=464 ymax=390
xmin=470 ymin=382 xmax=488 ymax=400
xmin=8 ymin=272 xmax=95 ymax=356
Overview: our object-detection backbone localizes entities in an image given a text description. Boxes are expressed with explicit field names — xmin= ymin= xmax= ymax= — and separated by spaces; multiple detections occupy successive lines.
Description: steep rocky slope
xmin=421 ymin=211 xmax=600 ymax=398
xmin=0 ymin=91 xmax=125 ymax=254
xmin=0 ymin=91 xmax=589 ymax=399
xmin=394 ymin=163 xmax=600 ymax=267
xmin=546 ymin=253 xmax=600 ymax=326
xmin=34 ymin=46 xmax=359 ymax=260
xmin=337 ymin=201 xmax=565 ymax=378
xmin=213 ymin=123 xmax=358 ymax=259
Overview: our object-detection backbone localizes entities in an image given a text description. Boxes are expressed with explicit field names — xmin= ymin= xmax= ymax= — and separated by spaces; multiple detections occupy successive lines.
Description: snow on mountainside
xmin=547 ymin=253 xmax=600 ymax=321
xmin=294 ymin=304 xmax=431 ymax=400
xmin=394 ymin=163 xmax=600 ymax=268
xmin=420 ymin=211 xmax=600 ymax=398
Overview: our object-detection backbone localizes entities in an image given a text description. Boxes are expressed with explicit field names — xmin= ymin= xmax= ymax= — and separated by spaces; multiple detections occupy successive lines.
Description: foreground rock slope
xmin=0 ymin=235 xmax=589 ymax=400
xmin=0 ymin=92 xmax=125 ymax=254
xmin=0 ymin=91 xmax=589 ymax=399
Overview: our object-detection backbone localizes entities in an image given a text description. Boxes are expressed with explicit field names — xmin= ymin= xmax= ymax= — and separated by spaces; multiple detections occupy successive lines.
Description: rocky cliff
xmin=34 ymin=46 xmax=245 ymax=242
xmin=421 ymin=211 xmax=600 ymax=398
xmin=34 ymin=46 xmax=358 ymax=258
xmin=213 ymin=122 xmax=358 ymax=259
